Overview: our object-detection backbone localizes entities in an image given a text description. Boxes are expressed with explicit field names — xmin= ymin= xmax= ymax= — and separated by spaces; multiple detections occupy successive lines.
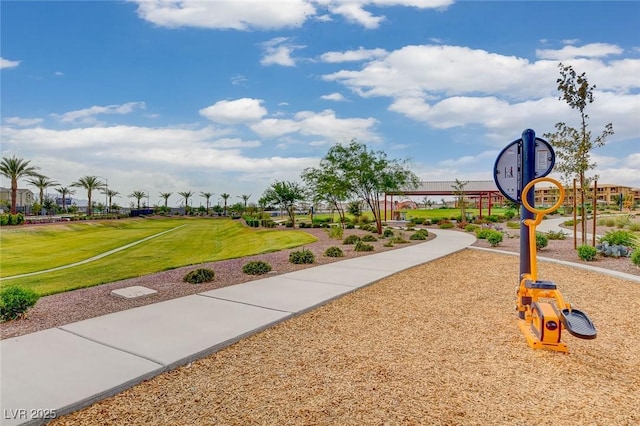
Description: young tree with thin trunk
xmin=27 ymin=175 xmax=59 ymax=207
xmin=452 ymin=179 xmax=468 ymax=221
xmin=0 ymin=156 xmax=40 ymax=214
xmin=319 ymin=140 xmax=419 ymax=234
xmin=159 ymin=192 xmax=172 ymax=208
xmin=178 ymin=191 xmax=194 ymax=214
xmin=200 ymin=192 xmax=213 ymax=214
xmin=301 ymin=161 xmax=350 ymax=228
xmin=129 ymin=190 xmax=147 ymax=210
xmin=220 ymin=193 xmax=230 ymax=216
xmin=261 ymin=181 xmax=306 ymax=227
xmin=544 ymin=63 xmax=614 ymax=245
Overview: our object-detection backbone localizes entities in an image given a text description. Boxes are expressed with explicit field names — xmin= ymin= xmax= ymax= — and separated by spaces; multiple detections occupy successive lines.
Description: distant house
xmin=0 ymin=187 xmax=36 ymax=213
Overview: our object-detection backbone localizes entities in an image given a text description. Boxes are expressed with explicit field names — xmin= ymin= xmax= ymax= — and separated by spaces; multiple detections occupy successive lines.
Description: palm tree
xmin=220 ymin=192 xmax=230 ymax=216
xmin=159 ymin=192 xmax=172 ymax=208
xmin=104 ymin=189 xmax=120 ymax=212
xmin=239 ymin=194 xmax=251 ymax=209
xmin=0 ymin=156 xmax=40 ymax=214
xmin=71 ymin=176 xmax=105 ymax=216
xmin=129 ymin=190 xmax=147 ymax=210
xmin=55 ymin=186 xmax=76 ymax=213
xmin=178 ymin=191 xmax=194 ymax=214
xmin=27 ymin=175 xmax=59 ymax=212
xmin=200 ymin=192 xmax=214 ymax=214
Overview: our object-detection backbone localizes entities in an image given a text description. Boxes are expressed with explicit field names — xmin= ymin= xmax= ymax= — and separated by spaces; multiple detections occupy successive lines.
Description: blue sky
xmin=2 ymin=0 xmax=639 ymax=208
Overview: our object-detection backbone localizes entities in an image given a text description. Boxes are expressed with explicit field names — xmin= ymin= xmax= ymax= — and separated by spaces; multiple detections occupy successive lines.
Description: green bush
xmin=629 ymin=223 xmax=640 ymax=232
xmin=599 ymin=230 xmax=637 ymax=247
xmin=438 ymin=221 xmax=455 ymax=229
xmin=327 ymin=226 xmax=344 ymax=240
xmin=0 ymin=286 xmax=40 ymax=321
xmin=183 ymin=268 xmax=215 ymax=284
xmin=354 ymin=241 xmax=374 ymax=252
xmin=545 ymin=230 xmax=567 ymax=240
xmin=390 ymin=235 xmax=409 ymax=244
xmin=604 ymin=218 xmax=616 ymax=227
xmin=577 ymin=245 xmax=598 ymax=261
xmin=506 ymin=221 xmax=520 ymax=229
xmin=324 ymin=246 xmax=344 ymax=257
xmin=487 ymin=231 xmax=503 ymax=247
xmin=536 ymin=233 xmax=549 ymax=249
xmin=383 ymin=228 xmax=395 ymax=238
xmin=343 ymin=235 xmax=361 ymax=245
xmin=242 ymin=261 xmax=272 ymax=275
xmin=361 ymin=234 xmax=378 ymax=242
xmin=504 ymin=210 xmax=516 ymax=219
xmin=383 ymin=241 xmax=394 ymax=247
xmin=631 ymin=248 xmax=640 ymax=267
xmin=464 ymin=224 xmax=480 ymax=233
xmin=289 ymin=248 xmax=315 ymax=264
xmin=410 ymin=232 xmax=427 ymax=240
xmin=476 ymin=228 xmax=494 ymax=239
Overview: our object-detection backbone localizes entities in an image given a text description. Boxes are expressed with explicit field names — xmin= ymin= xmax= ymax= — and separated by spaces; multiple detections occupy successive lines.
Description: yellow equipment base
xmin=518 ymin=320 xmax=568 ymax=353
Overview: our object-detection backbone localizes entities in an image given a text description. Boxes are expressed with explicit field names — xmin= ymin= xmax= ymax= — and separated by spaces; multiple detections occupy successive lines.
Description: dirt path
xmin=51 ymin=249 xmax=640 ymax=425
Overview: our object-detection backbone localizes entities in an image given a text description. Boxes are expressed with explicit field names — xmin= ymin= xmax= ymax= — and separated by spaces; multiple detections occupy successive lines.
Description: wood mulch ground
xmin=51 ymin=249 xmax=640 ymax=425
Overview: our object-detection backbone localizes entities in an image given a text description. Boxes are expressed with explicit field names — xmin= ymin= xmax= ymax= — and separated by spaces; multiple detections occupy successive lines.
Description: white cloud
xmin=130 ymin=0 xmax=316 ymax=30
xmin=209 ymin=138 xmax=262 ymax=149
xmin=320 ymin=0 xmax=454 ymax=29
xmin=250 ymin=109 xmax=379 ymax=142
xmin=230 ymin=74 xmax=248 ymax=86
xmin=0 ymin=57 xmax=21 ymax=69
xmin=55 ymin=71 xmax=64 ymax=76
xmin=54 ymin=102 xmax=146 ymax=124
xmin=4 ymin=117 xmax=44 ymax=127
xmin=321 ymin=92 xmax=347 ymax=101
xmin=536 ymin=43 xmax=624 ymax=60
xmin=199 ymin=98 xmax=267 ymax=124
xmin=260 ymin=37 xmax=304 ymax=67
xmin=320 ymin=47 xmax=388 ymax=63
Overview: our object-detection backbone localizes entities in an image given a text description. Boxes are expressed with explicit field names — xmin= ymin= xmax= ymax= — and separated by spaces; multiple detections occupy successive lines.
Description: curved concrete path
xmin=0 ymin=229 xmax=473 ymax=426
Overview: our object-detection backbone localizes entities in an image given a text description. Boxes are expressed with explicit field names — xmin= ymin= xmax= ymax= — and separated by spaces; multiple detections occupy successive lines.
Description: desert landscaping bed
xmin=51 ymin=249 xmax=639 ymax=425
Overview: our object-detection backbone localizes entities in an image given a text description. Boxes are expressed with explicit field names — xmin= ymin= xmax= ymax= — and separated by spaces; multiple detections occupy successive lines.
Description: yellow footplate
xmin=518 ymin=302 xmax=568 ymax=353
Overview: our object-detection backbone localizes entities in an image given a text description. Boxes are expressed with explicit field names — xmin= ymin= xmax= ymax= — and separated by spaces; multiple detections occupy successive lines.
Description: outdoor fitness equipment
xmin=494 ymin=129 xmax=597 ymax=353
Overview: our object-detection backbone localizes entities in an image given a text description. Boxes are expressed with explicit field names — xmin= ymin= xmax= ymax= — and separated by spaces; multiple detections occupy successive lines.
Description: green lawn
xmin=0 ymin=217 xmax=317 ymax=295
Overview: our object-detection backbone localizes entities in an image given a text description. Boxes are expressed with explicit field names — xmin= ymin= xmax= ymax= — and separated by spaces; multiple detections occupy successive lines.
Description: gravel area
xmin=0 ymin=226 xmax=430 ymax=339
xmin=470 ymin=224 xmax=640 ymax=277
xmin=51 ymin=249 xmax=640 ymax=425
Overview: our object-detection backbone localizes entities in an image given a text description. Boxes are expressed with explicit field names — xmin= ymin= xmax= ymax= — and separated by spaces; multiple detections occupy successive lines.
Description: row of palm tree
xmin=1 ymin=156 xmax=252 ymax=216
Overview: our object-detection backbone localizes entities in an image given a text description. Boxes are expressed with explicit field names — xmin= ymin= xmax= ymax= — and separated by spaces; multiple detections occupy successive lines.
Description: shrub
xmin=465 ymin=224 xmax=480 ymax=233
xmin=324 ymin=246 xmax=344 ymax=257
xmin=361 ymin=234 xmax=378 ymax=242
xmin=327 ymin=226 xmax=344 ymax=240
xmin=604 ymin=218 xmax=616 ymax=227
xmin=343 ymin=235 xmax=361 ymax=245
xmin=242 ymin=261 xmax=272 ymax=275
xmin=545 ymin=230 xmax=567 ymax=240
xmin=354 ymin=241 xmax=374 ymax=252
xmin=345 ymin=223 xmax=355 ymax=229
xmin=383 ymin=228 xmax=395 ymax=238
xmin=506 ymin=221 xmax=520 ymax=229
xmin=577 ymin=245 xmax=598 ymax=261
xmin=0 ymin=286 xmax=40 ymax=321
xmin=599 ymin=230 xmax=637 ymax=247
xmin=535 ymin=233 xmax=549 ymax=249
xmin=504 ymin=210 xmax=516 ymax=219
xmin=476 ymin=228 xmax=494 ymax=239
xmin=183 ymin=268 xmax=215 ymax=284
xmin=410 ymin=231 xmax=427 ymax=240
xmin=485 ymin=215 xmax=500 ymax=223
xmin=631 ymin=248 xmax=640 ymax=267
xmin=289 ymin=248 xmax=315 ymax=264
xmin=390 ymin=235 xmax=409 ymax=244
xmin=487 ymin=231 xmax=503 ymax=247
xmin=438 ymin=221 xmax=454 ymax=229
xmin=383 ymin=241 xmax=394 ymax=248
xmin=629 ymin=223 xmax=640 ymax=232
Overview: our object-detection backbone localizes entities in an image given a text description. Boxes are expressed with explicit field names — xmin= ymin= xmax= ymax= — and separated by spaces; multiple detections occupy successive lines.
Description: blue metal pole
xmin=520 ymin=129 xmax=536 ymax=279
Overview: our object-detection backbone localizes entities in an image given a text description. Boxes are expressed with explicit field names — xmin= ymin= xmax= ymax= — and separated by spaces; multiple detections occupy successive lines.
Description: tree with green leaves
xmin=71 ymin=176 xmax=105 ymax=216
xmin=544 ymin=63 xmax=614 ymax=244
xmin=0 ymin=156 xmax=41 ymax=214
xmin=129 ymin=190 xmax=147 ymax=210
xmin=104 ymin=189 xmax=120 ymax=213
xmin=452 ymin=179 xmax=468 ymax=221
xmin=302 ymin=159 xmax=351 ymax=228
xmin=261 ymin=181 xmax=306 ymax=227
xmin=27 ymin=175 xmax=59 ymax=206
xmin=239 ymin=194 xmax=251 ymax=210
xmin=220 ymin=193 xmax=230 ymax=216
xmin=178 ymin=191 xmax=194 ymax=214
xmin=55 ymin=186 xmax=76 ymax=213
xmin=317 ymin=140 xmax=419 ymax=234
xmin=200 ymin=192 xmax=214 ymax=214
xmin=159 ymin=192 xmax=172 ymax=208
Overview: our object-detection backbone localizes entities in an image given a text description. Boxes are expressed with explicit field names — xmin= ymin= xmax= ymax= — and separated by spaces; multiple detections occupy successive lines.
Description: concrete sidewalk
xmin=0 ymin=229 xmax=475 ymax=426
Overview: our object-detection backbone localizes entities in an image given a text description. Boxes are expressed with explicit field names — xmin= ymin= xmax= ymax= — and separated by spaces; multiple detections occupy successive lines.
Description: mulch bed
xmin=51 ymin=249 xmax=640 ymax=425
